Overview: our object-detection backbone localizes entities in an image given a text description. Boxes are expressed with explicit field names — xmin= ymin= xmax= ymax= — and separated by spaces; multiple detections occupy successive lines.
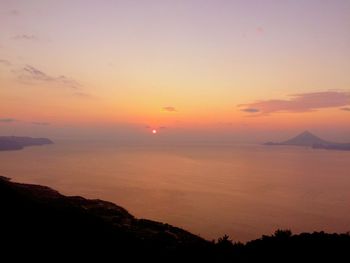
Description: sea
xmin=1 ymin=140 xmax=349 ymax=242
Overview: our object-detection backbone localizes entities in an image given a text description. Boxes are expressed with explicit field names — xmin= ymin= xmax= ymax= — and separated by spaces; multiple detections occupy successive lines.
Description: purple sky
xmin=0 ymin=0 xmax=349 ymax=141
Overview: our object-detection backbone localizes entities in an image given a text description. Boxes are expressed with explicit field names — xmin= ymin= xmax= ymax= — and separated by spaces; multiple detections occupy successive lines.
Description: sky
xmin=1 ymin=0 xmax=350 ymax=142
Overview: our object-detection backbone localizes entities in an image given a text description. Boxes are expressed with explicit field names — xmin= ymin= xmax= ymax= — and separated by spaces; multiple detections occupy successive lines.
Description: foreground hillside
xmin=0 ymin=176 xmax=349 ymax=262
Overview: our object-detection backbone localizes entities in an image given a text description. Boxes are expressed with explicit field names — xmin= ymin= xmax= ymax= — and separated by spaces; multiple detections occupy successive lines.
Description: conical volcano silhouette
xmin=281 ymin=131 xmax=331 ymax=146
xmin=264 ymin=131 xmax=350 ymax=150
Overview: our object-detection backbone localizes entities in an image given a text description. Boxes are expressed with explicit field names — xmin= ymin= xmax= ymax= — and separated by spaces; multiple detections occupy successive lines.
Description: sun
xmin=152 ymin=129 xmax=157 ymax=134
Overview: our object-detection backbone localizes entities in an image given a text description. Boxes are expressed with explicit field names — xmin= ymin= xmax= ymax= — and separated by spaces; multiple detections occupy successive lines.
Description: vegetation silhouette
xmin=1 ymin=176 xmax=349 ymax=262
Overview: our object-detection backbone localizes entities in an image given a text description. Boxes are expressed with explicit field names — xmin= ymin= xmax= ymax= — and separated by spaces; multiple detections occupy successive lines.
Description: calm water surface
xmin=1 ymin=140 xmax=349 ymax=241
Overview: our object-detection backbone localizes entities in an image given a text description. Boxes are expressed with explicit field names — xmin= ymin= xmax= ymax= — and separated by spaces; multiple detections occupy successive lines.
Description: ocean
xmin=1 ymin=140 xmax=349 ymax=242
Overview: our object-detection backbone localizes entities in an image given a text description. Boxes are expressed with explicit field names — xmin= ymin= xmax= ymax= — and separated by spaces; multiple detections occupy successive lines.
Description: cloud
xmin=72 ymin=92 xmax=92 ymax=98
xmin=12 ymin=34 xmax=38 ymax=41
xmin=22 ymin=65 xmax=52 ymax=81
xmin=240 ymin=108 xmax=260 ymax=113
xmin=31 ymin=122 xmax=50 ymax=126
xmin=145 ymin=125 xmax=167 ymax=130
xmin=0 ymin=118 xmax=16 ymax=123
xmin=239 ymin=91 xmax=350 ymax=115
xmin=256 ymin=27 xmax=264 ymax=34
xmin=10 ymin=10 xmax=19 ymax=16
xmin=0 ymin=59 xmax=11 ymax=66
xmin=340 ymin=107 xmax=350 ymax=111
xmin=17 ymin=65 xmax=81 ymax=89
xmin=162 ymin=106 xmax=177 ymax=112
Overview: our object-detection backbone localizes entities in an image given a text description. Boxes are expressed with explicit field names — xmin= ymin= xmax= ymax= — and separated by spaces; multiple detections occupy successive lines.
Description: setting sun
xmin=152 ymin=129 xmax=157 ymax=134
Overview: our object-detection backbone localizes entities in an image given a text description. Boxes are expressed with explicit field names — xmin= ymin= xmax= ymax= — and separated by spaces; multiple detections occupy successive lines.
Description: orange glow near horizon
xmin=0 ymin=1 xmax=349 ymax=140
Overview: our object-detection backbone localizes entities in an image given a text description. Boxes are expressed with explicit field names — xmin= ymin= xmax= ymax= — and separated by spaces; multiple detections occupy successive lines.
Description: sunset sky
xmin=1 ymin=0 xmax=349 ymax=141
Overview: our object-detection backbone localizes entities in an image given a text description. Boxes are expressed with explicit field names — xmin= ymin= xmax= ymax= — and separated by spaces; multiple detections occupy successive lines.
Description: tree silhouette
xmin=274 ymin=229 xmax=292 ymax=239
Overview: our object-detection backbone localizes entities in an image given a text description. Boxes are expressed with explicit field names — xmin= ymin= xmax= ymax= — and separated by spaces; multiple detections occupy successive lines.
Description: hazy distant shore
xmin=0 ymin=136 xmax=53 ymax=151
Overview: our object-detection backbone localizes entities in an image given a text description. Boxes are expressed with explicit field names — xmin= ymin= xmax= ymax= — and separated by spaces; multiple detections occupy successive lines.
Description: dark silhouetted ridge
xmin=0 ymin=176 xmax=210 ymax=262
xmin=1 ymin=176 xmax=350 ymax=262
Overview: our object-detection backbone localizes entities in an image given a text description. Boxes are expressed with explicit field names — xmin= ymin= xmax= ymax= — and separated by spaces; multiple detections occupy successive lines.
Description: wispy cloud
xmin=72 ymin=92 xmax=92 ymax=98
xmin=0 ymin=59 xmax=11 ymax=66
xmin=239 ymin=91 xmax=350 ymax=115
xmin=0 ymin=118 xmax=52 ymax=125
xmin=240 ymin=108 xmax=260 ymax=113
xmin=162 ymin=106 xmax=177 ymax=112
xmin=31 ymin=122 xmax=50 ymax=126
xmin=256 ymin=26 xmax=264 ymax=34
xmin=145 ymin=125 xmax=167 ymax=130
xmin=12 ymin=34 xmax=38 ymax=41
xmin=9 ymin=10 xmax=19 ymax=16
xmin=17 ymin=65 xmax=81 ymax=89
xmin=340 ymin=107 xmax=350 ymax=112
xmin=0 ymin=118 xmax=16 ymax=123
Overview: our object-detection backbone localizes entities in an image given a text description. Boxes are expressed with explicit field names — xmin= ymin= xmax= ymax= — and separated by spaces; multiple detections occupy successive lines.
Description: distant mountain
xmin=280 ymin=131 xmax=332 ymax=146
xmin=0 ymin=136 xmax=53 ymax=151
xmin=264 ymin=131 xmax=350 ymax=151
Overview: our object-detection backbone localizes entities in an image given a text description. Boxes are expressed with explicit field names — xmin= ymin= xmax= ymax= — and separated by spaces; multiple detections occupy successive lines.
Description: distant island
xmin=1 ymin=176 xmax=350 ymax=262
xmin=0 ymin=136 xmax=53 ymax=151
xmin=264 ymin=131 xmax=350 ymax=151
